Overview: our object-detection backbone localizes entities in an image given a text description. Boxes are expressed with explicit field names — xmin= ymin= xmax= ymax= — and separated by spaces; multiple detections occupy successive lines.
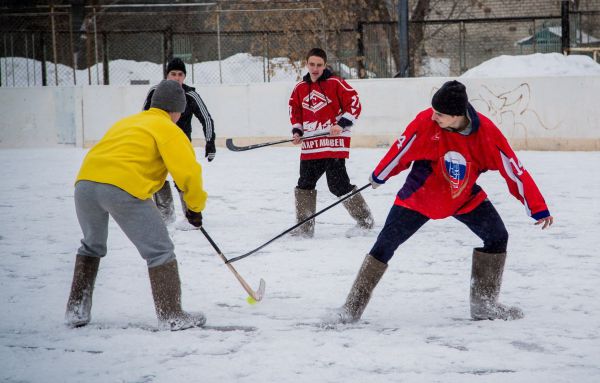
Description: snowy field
xmin=1 ymin=146 xmax=599 ymax=382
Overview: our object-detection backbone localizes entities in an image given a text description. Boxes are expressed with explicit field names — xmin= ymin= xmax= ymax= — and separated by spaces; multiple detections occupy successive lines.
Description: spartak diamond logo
xmin=302 ymin=90 xmax=331 ymax=112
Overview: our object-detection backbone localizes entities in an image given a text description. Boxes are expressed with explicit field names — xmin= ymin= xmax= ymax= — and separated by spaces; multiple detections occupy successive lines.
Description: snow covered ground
xmin=1 ymin=147 xmax=599 ymax=382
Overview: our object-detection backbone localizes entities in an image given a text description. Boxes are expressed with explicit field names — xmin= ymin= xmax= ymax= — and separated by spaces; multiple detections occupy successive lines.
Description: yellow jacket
xmin=76 ymin=108 xmax=207 ymax=212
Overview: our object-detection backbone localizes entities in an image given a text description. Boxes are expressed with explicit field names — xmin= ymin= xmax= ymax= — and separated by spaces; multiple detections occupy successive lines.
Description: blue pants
xmin=74 ymin=180 xmax=176 ymax=268
xmin=370 ymin=200 xmax=508 ymax=264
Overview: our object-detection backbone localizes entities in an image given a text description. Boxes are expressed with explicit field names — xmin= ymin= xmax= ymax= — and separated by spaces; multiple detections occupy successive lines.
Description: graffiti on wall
xmin=468 ymin=83 xmax=561 ymax=145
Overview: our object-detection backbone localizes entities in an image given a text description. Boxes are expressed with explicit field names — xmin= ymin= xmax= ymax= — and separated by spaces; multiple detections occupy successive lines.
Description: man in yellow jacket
xmin=65 ymin=79 xmax=208 ymax=331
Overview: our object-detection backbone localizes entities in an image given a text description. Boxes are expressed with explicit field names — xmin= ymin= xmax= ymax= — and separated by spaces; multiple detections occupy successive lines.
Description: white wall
xmin=1 ymin=76 xmax=599 ymax=150
xmin=0 ymin=87 xmax=82 ymax=147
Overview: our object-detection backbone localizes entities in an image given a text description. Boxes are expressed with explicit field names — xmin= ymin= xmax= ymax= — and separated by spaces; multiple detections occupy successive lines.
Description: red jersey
xmin=289 ymin=70 xmax=362 ymax=160
xmin=371 ymin=107 xmax=551 ymax=220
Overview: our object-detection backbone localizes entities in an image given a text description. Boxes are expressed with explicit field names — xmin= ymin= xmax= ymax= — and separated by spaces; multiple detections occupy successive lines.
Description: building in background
xmin=1 ymin=0 xmax=599 ymax=86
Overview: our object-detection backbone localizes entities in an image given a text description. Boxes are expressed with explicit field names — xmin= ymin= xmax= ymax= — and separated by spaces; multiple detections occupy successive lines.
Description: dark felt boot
xmin=470 ymin=248 xmax=524 ymax=320
xmin=153 ymin=181 xmax=175 ymax=224
xmin=342 ymin=187 xmax=374 ymax=229
xmin=290 ymin=187 xmax=317 ymax=238
xmin=148 ymin=259 xmax=206 ymax=331
xmin=65 ymin=255 xmax=100 ymax=327
xmin=334 ymin=254 xmax=387 ymax=324
xmin=342 ymin=187 xmax=374 ymax=235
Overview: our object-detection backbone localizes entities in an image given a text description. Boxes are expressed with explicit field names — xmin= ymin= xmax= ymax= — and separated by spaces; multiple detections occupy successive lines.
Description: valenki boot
xmin=153 ymin=181 xmax=175 ymax=224
xmin=342 ymin=187 xmax=374 ymax=232
xmin=470 ymin=248 xmax=524 ymax=320
xmin=290 ymin=187 xmax=317 ymax=238
xmin=174 ymin=189 xmax=196 ymax=231
xmin=177 ymin=188 xmax=187 ymax=216
xmin=334 ymin=254 xmax=388 ymax=324
xmin=148 ymin=259 xmax=206 ymax=331
xmin=65 ymin=255 xmax=100 ymax=327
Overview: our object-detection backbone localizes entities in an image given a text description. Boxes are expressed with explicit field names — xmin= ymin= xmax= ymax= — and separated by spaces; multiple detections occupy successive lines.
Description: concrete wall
xmin=1 ymin=76 xmax=599 ymax=150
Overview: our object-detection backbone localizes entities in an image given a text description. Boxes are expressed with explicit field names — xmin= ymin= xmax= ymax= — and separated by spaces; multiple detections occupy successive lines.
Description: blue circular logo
xmin=444 ymin=151 xmax=467 ymax=185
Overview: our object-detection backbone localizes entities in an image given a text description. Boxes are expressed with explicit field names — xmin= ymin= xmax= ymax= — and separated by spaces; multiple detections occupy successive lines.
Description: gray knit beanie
xmin=150 ymin=79 xmax=186 ymax=113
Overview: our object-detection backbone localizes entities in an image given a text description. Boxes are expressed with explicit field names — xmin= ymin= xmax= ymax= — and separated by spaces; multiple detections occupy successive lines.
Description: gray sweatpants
xmin=74 ymin=180 xmax=176 ymax=268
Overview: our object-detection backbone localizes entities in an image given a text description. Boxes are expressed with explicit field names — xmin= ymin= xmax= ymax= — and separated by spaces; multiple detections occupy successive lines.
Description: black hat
xmin=166 ymin=57 xmax=186 ymax=75
xmin=431 ymin=80 xmax=468 ymax=116
xmin=150 ymin=79 xmax=186 ymax=113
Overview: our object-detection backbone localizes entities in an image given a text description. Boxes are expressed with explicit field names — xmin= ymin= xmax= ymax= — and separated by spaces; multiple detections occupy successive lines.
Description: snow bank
xmin=460 ymin=53 xmax=600 ymax=78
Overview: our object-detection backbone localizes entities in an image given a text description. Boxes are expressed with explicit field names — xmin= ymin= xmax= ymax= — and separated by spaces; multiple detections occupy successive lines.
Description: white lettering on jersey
xmin=301 ymin=137 xmax=345 ymax=150
xmin=509 ymin=157 xmax=524 ymax=176
xmin=396 ymin=135 xmax=406 ymax=150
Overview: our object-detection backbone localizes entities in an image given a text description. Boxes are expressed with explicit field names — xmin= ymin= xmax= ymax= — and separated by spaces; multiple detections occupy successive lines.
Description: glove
xmin=205 ymin=141 xmax=216 ymax=162
xmin=185 ymin=209 xmax=203 ymax=228
xmin=369 ymin=174 xmax=382 ymax=189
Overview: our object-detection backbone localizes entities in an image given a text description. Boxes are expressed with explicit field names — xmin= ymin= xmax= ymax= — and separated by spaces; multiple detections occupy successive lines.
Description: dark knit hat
xmin=150 ymin=79 xmax=186 ymax=113
xmin=431 ymin=80 xmax=468 ymax=116
xmin=166 ymin=57 xmax=186 ymax=75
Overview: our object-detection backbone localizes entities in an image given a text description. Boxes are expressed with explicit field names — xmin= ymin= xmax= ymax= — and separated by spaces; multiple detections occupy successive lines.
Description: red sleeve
xmin=288 ymin=83 xmax=303 ymax=132
xmin=371 ymin=116 xmax=423 ymax=184
xmin=335 ymin=78 xmax=361 ymax=126
xmin=488 ymin=128 xmax=550 ymax=220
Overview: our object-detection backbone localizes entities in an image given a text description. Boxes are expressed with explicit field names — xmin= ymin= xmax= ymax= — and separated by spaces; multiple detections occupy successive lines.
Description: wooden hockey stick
xmin=200 ymin=227 xmax=266 ymax=302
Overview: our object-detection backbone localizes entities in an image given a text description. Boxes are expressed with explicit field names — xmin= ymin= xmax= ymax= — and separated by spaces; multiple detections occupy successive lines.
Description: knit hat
xmin=166 ymin=57 xmax=186 ymax=75
xmin=431 ymin=80 xmax=468 ymax=116
xmin=150 ymin=79 xmax=186 ymax=113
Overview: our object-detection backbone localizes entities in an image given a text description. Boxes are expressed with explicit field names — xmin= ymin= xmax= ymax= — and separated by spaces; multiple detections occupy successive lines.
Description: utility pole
xmin=561 ymin=0 xmax=570 ymax=54
xmin=396 ymin=0 xmax=409 ymax=77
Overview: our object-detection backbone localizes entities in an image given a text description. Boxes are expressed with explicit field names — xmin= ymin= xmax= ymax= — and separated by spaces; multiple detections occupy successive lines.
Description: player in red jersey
xmin=331 ymin=80 xmax=554 ymax=324
xmin=288 ymin=48 xmax=373 ymax=237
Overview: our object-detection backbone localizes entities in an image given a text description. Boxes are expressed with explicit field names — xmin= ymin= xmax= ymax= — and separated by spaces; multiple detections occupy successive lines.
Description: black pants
xmin=297 ymin=158 xmax=355 ymax=197
xmin=370 ymin=199 xmax=509 ymax=264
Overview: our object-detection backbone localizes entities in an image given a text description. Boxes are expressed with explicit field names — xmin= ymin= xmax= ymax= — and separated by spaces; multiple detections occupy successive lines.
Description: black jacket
xmin=143 ymin=83 xmax=215 ymax=142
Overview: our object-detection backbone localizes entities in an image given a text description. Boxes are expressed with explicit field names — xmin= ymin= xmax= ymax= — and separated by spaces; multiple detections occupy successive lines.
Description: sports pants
xmin=74 ymin=180 xmax=176 ymax=268
xmin=297 ymin=158 xmax=355 ymax=197
xmin=370 ymin=199 xmax=509 ymax=264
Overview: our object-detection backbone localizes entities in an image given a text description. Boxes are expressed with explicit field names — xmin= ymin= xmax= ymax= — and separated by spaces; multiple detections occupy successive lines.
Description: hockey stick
xmin=225 ymin=132 xmax=330 ymax=152
xmin=226 ymin=183 xmax=371 ymax=264
xmin=200 ymin=227 xmax=266 ymax=302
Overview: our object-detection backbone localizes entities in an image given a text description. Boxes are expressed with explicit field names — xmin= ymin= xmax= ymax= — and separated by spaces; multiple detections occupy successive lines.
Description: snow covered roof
xmin=516 ymin=26 xmax=600 ymax=46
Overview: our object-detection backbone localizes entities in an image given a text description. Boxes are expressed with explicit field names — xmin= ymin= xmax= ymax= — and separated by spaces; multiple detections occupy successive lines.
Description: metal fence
xmin=0 ymin=4 xmax=328 ymax=87
xmin=1 ymin=4 xmax=599 ymax=87
xmin=361 ymin=10 xmax=600 ymax=78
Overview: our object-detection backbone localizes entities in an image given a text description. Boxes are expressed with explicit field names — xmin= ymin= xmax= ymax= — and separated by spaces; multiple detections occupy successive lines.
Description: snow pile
xmin=460 ymin=53 xmax=600 ymax=77
xmin=0 ymin=53 xmax=304 ymax=86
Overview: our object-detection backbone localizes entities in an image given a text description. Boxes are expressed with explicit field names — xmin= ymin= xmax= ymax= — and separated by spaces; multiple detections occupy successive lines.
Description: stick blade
xmin=225 ymin=138 xmax=244 ymax=152
xmin=254 ymin=278 xmax=266 ymax=301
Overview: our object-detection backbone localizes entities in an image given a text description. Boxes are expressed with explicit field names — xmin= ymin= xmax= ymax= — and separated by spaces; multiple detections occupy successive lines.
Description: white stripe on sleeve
xmin=188 ymin=91 xmax=214 ymax=141
xmin=377 ymin=134 xmax=416 ymax=180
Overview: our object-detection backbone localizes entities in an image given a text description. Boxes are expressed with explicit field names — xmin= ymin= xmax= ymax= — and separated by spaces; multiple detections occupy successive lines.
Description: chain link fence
xmin=1 ymin=2 xmax=599 ymax=87
xmin=0 ymin=10 xmax=77 ymax=87
xmin=0 ymin=4 xmax=327 ymax=87
xmin=361 ymin=11 xmax=600 ymax=78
